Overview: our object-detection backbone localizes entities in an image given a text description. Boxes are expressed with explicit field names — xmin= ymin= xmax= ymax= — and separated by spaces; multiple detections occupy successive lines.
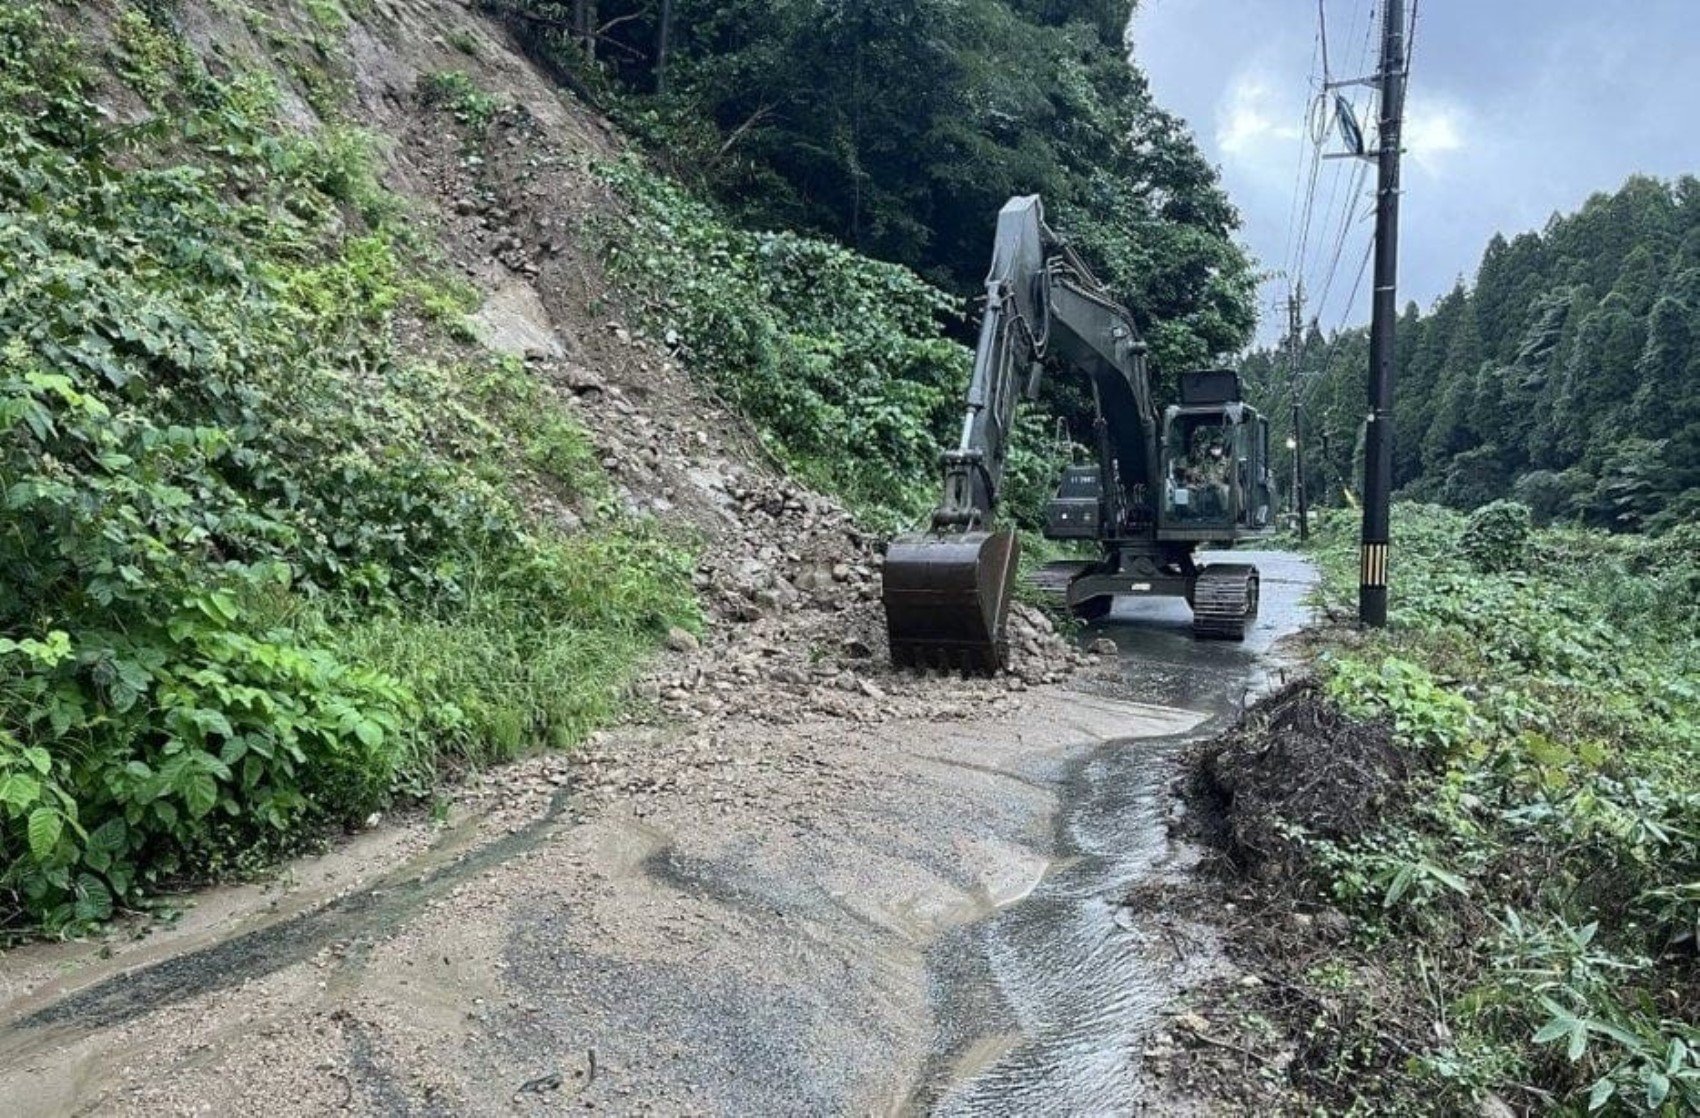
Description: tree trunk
xmin=655 ymin=0 xmax=673 ymax=94
xmin=573 ymin=0 xmax=596 ymax=63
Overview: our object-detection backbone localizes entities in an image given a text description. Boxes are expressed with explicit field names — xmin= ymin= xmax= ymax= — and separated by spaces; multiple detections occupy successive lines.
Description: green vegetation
xmin=486 ymin=0 xmax=1256 ymax=395
xmin=597 ymin=158 xmax=1066 ymax=531
xmin=0 ymin=4 xmax=692 ymax=936
xmin=1244 ymin=176 xmax=1700 ymax=531
xmin=1287 ymin=504 xmax=1698 ymax=1113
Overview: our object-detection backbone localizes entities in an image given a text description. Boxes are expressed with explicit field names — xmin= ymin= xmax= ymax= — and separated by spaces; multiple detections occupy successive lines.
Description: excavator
xmin=881 ymin=196 xmax=1275 ymax=672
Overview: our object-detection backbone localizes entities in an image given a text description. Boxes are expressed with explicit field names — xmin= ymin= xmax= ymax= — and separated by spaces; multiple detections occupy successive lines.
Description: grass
xmin=1213 ymin=502 xmax=1700 ymax=1115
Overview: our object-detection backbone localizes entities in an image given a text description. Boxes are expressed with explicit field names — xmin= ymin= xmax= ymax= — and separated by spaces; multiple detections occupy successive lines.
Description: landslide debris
xmin=1191 ymin=678 xmax=1408 ymax=877
xmin=365 ymin=18 xmax=1115 ymax=830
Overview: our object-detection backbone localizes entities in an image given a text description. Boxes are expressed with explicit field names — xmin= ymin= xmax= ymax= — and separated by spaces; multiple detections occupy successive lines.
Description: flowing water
xmin=915 ymin=551 xmax=1315 ymax=1113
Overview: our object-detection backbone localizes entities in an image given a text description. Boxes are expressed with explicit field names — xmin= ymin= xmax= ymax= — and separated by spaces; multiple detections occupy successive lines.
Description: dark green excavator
xmin=881 ymin=196 xmax=1275 ymax=672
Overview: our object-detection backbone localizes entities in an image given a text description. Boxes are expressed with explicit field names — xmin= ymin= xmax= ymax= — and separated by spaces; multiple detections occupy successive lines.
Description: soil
xmin=1126 ymin=677 xmax=1437 ymax=1116
xmin=1191 ymin=677 xmax=1407 ymax=878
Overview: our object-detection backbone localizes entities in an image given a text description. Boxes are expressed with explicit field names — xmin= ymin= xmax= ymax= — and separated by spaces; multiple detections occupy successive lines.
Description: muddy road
xmin=0 ymin=552 xmax=1313 ymax=1116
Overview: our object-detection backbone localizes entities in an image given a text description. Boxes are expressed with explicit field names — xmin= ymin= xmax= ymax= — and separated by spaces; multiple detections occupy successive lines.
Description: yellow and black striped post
xmin=1361 ymin=539 xmax=1389 ymax=593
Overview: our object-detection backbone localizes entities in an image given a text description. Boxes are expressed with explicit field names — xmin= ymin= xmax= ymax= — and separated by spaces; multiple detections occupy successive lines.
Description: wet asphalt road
xmin=914 ymin=550 xmax=1317 ymax=1114
xmin=0 ymin=552 xmax=1316 ymax=1117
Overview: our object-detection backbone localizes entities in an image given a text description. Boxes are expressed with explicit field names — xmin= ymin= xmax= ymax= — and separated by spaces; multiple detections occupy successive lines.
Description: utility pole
xmin=1359 ymin=0 xmax=1406 ymax=627
xmin=1286 ymin=285 xmax=1309 ymax=541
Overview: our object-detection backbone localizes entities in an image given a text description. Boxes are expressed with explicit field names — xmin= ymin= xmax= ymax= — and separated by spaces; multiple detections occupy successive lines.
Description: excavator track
xmin=1191 ymin=563 xmax=1259 ymax=641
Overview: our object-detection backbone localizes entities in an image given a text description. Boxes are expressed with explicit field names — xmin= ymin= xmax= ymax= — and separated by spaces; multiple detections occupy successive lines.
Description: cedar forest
xmin=1243 ymin=175 xmax=1700 ymax=532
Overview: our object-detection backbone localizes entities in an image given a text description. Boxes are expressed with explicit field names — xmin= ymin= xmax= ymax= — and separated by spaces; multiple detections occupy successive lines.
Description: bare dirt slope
xmin=0 ymin=4 xmax=1318 ymax=1113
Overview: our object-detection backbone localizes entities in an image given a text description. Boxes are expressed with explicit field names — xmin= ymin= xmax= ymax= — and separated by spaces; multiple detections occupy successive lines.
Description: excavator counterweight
xmin=880 ymin=196 xmax=1275 ymax=672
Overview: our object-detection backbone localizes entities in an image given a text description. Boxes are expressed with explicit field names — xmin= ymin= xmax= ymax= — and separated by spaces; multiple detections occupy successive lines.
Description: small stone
xmin=1089 ymin=637 xmax=1118 ymax=656
xmin=1315 ymin=909 xmax=1352 ymax=940
xmin=1477 ymin=1095 xmax=1517 ymax=1118
xmin=1172 ymin=1011 xmax=1210 ymax=1035
xmin=665 ymin=627 xmax=700 ymax=653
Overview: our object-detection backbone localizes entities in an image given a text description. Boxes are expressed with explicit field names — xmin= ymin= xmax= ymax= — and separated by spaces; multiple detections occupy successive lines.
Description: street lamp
xmin=1285 ymin=436 xmax=1300 ymax=532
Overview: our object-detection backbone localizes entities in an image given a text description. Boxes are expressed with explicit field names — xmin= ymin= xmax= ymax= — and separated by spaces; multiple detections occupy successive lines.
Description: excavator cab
xmin=1156 ymin=371 xmax=1273 ymax=542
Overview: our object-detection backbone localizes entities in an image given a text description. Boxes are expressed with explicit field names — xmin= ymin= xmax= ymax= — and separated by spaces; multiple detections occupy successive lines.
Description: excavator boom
xmin=881 ymin=196 xmax=1156 ymax=671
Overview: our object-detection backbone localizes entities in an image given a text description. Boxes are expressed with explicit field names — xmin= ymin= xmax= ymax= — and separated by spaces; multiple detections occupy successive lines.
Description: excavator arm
xmin=882 ymin=196 xmax=1158 ymax=671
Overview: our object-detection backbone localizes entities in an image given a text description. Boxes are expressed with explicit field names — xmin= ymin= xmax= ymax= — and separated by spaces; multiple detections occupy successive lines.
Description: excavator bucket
xmin=881 ymin=530 xmax=1019 ymax=673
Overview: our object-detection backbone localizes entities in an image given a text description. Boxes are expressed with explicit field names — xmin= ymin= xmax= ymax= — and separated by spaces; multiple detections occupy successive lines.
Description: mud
xmin=0 ymin=553 xmax=1315 ymax=1116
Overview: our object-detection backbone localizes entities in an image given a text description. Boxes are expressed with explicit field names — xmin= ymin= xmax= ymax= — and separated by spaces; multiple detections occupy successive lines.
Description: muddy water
xmin=914 ymin=551 xmax=1315 ymax=1113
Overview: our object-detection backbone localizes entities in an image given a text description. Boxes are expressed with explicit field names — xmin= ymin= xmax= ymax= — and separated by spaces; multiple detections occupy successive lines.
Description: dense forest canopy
xmin=1244 ymin=175 xmax=1700 ymax=533
xmin=484 ymin=0 xmax=1257 ymax=388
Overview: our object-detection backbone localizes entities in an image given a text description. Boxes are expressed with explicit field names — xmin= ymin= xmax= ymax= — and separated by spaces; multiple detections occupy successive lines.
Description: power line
xmin=1312 ymin=157 xmax=1373 ymax=323
xmin=1279 ymin=24 xmax=1325 ymax=299
xmin=1339 ymin=235 xmax=1375 ymax=329
xmin=1289 ymin=2 xmax=1385 ymax=333
xmin=1289 ymin=2 xmax=1378 ymax=313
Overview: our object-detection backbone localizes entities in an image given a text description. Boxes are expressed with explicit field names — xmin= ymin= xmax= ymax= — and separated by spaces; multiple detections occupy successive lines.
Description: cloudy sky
xmin=1130 ymin=0 xmax=1700 ymax=344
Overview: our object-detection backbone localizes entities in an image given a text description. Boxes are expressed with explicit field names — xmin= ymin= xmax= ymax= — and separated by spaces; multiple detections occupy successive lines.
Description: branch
xmin=717 ymin=106 xmax=774 ymax=159
xmin=596 ymin=12 xmax=647 ymax=35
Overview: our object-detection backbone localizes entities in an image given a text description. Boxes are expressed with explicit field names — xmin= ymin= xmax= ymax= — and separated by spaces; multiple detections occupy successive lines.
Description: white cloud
xmin=1402 ymin=95 xmax=1468 ymax=177
xmin=1215 ymin=69 xmax=1301 ymax=159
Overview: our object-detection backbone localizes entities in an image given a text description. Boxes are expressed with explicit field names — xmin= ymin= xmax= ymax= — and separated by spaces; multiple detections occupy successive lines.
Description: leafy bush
xmin=1461 ymin=499 xmax=1534 ymax=573
xmin=0 ymin=4 xmax=692 ymax=935
xmin=597 ymin=158 xmax=1068 ymax=531
xmin=1293 ymin=503 xmax=1700 ymax=1114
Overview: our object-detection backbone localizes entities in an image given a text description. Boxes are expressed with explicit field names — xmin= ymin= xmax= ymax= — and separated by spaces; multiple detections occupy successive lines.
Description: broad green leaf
xmin=1567 ymin=1020 xmax=1588 ymax=1062
xmin=0 ymin=773 xmax=42 ymax=810
xmin=183 ymin=772 xmax=218 ymax=820
xmin=73 ymin=875 xmax=112 ymax=923
xmin=27 ymin=807 xmax=62 ymax=859
xmin=220 ymin=735 xmax=249 ymax=766
xmin=86 ymin=817 xmax=127 ymax=855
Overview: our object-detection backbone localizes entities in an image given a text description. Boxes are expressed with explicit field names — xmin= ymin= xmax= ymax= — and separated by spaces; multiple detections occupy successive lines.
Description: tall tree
xmin=1238 ymin=176 xmax=1700 ymax=530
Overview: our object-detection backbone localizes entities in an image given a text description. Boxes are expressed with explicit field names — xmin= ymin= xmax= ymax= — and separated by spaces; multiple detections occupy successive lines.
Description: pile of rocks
xmin=409 ymin=86 xmax=1119 ymax=828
